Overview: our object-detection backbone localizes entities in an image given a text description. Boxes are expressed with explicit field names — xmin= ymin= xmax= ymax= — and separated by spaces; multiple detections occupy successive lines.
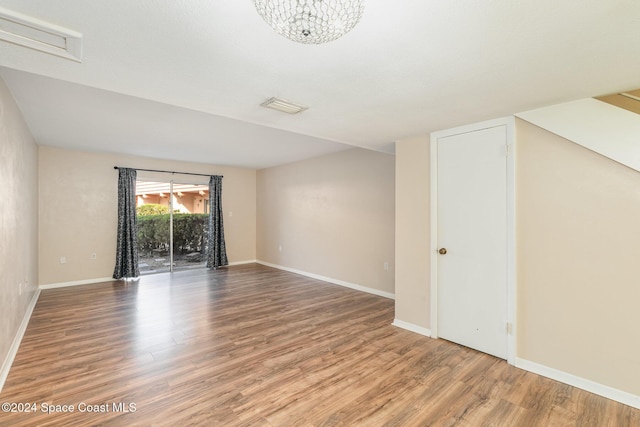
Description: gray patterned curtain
xmin=206 ymin=175 xmax=228 ymax=269
xmin=113 ymin=168 xmax=140 ymax=279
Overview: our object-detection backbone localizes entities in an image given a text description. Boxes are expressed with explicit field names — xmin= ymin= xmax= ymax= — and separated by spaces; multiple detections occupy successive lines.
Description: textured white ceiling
xmin=0 ymin=0 xmax=639 ymax=169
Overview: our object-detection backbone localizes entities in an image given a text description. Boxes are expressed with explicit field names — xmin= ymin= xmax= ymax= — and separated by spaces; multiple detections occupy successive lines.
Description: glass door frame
xmin=136 ymin=177 xmax=209 ymax=275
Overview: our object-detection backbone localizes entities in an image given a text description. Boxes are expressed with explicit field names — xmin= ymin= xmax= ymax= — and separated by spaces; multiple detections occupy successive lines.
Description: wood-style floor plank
xmin=0 ymin=263 xmax=639 ymax=426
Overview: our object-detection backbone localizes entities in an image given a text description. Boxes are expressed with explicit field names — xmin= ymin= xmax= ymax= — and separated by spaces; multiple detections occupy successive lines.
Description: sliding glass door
xmin=135 ymin=180 xmax=209 ymax=274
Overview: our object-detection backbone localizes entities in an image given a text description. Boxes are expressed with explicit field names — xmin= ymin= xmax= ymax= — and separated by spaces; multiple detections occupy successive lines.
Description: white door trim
xmin=430 ymin=116 xmax=516 ymax=365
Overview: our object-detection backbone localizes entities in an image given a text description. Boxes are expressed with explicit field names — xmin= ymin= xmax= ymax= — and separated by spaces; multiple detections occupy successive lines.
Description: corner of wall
xmin=0 ymin=75 xmax=40 ymax=391
xmin=394 ymin=135 xmax=431 ymax=330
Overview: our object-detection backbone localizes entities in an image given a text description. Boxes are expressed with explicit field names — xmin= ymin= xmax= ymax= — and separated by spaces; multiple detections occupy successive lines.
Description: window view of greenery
xmin=135 ymin=181 xmax=209 ymax=274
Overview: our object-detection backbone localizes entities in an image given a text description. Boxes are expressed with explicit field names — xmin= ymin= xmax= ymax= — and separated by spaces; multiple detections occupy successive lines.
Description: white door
xmin=435 ymin=124 xmax=508 ymax=359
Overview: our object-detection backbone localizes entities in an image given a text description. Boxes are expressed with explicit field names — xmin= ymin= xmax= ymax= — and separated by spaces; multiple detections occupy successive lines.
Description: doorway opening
xmin=135 ymin=180 xmax=209 ymax=274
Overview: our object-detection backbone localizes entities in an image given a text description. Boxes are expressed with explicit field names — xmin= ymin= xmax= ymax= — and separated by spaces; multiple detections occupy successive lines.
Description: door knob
xmin=439 ymin=248 xmax=447 ymax=255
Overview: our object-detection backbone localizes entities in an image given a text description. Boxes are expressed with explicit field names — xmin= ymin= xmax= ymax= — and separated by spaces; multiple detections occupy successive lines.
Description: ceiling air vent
xmin=0 ymin=6 xmax=82 ymax=62
xmin=260 ymin=97 xmax=307 ymax=114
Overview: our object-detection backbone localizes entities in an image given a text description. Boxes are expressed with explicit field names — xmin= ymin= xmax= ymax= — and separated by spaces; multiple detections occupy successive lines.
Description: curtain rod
xmin=113 ymin=166 xmax=222 ymax=178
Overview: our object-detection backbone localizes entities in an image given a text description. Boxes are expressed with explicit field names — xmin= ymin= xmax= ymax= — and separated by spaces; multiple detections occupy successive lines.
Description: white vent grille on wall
xmin=0 ymin=7 xmax=82 ymax=62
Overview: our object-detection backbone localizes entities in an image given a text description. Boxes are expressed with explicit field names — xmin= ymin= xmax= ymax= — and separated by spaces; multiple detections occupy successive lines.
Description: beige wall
xmin=0 ymin=78 xmax=39 ymax=368
xmin=516 ymin=119 xmax=640 ymax=395
xmin=256 ymin=148 xmax=395 ymax=294
xmin=394 ymin=118 xmax=640 ymax=397
xmin=394 ymin=136 xmax=430 ymax=327
xmin=39 ymin=146 xmax=256 ymax=285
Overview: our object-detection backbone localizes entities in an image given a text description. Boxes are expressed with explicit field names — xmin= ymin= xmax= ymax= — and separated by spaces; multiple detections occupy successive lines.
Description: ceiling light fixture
xmin=261 ymin=97 xmax=308 ymax=114
xmin=252 ymin=0 xmax=364 ymax=44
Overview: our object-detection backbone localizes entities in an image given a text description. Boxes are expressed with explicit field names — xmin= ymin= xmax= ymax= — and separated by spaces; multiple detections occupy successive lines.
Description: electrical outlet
xmin=384 ymin=262 xmax=389 ymax=271
xmin=229 ymin=211 xmax=233 ymax=217
xmin=91 ymin=252 xmax=97 ymax=260
xmin=60 ymin=256 xmax=66 ymax=264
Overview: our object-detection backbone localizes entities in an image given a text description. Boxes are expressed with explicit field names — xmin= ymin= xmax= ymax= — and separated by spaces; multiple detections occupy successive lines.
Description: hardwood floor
xmin=1 ymin=264 xmax=638 ymax=426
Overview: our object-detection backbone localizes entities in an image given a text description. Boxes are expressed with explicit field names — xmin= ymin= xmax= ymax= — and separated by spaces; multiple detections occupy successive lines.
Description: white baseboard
xmin=39 ymin=276 xmax=114 ymax=290
xmin=228 ymin=259 xmax=257 ymax=266
xmin=516 ymin=358 xmax=640 ymax=410
xmin=38 ymin=262 xmax=258 ymax=289
xmin=392 ymin=319 xmax=432 ymax=337
xmin=256 ymin=260 xmax=395 ymax=300
xmin=0 ymin=288 xmax=41 ymax=393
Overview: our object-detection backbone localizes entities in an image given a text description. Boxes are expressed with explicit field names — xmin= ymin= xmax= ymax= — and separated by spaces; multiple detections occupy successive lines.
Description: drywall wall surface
xmin=394 ymin=135 xmax=430 ymax=329
xmin=516 ymin=118 xmax=640 ymax=395
xmin=38 ymin=146 xmax=256 ymax=285
xmin=0 ymin=77 xmax=39 ymax=372
xmin=257 ymin=148 xmax=395 ymax=294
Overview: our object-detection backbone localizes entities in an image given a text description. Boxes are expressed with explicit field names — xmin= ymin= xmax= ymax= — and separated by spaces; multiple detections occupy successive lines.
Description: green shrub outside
xmin=137 ymin=211 xmax=208 ymax=256
xmin=137 ymin=203 xmax=170 ymax=216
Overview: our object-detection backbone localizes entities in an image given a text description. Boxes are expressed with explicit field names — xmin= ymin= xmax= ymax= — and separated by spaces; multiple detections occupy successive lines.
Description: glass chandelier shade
xmin=252 ymin=0 xmax=365 ymax=44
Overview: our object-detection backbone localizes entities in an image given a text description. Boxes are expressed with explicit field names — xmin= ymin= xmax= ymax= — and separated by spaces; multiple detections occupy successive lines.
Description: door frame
xmin=429 ymin=116 xmax=516 ymax=365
